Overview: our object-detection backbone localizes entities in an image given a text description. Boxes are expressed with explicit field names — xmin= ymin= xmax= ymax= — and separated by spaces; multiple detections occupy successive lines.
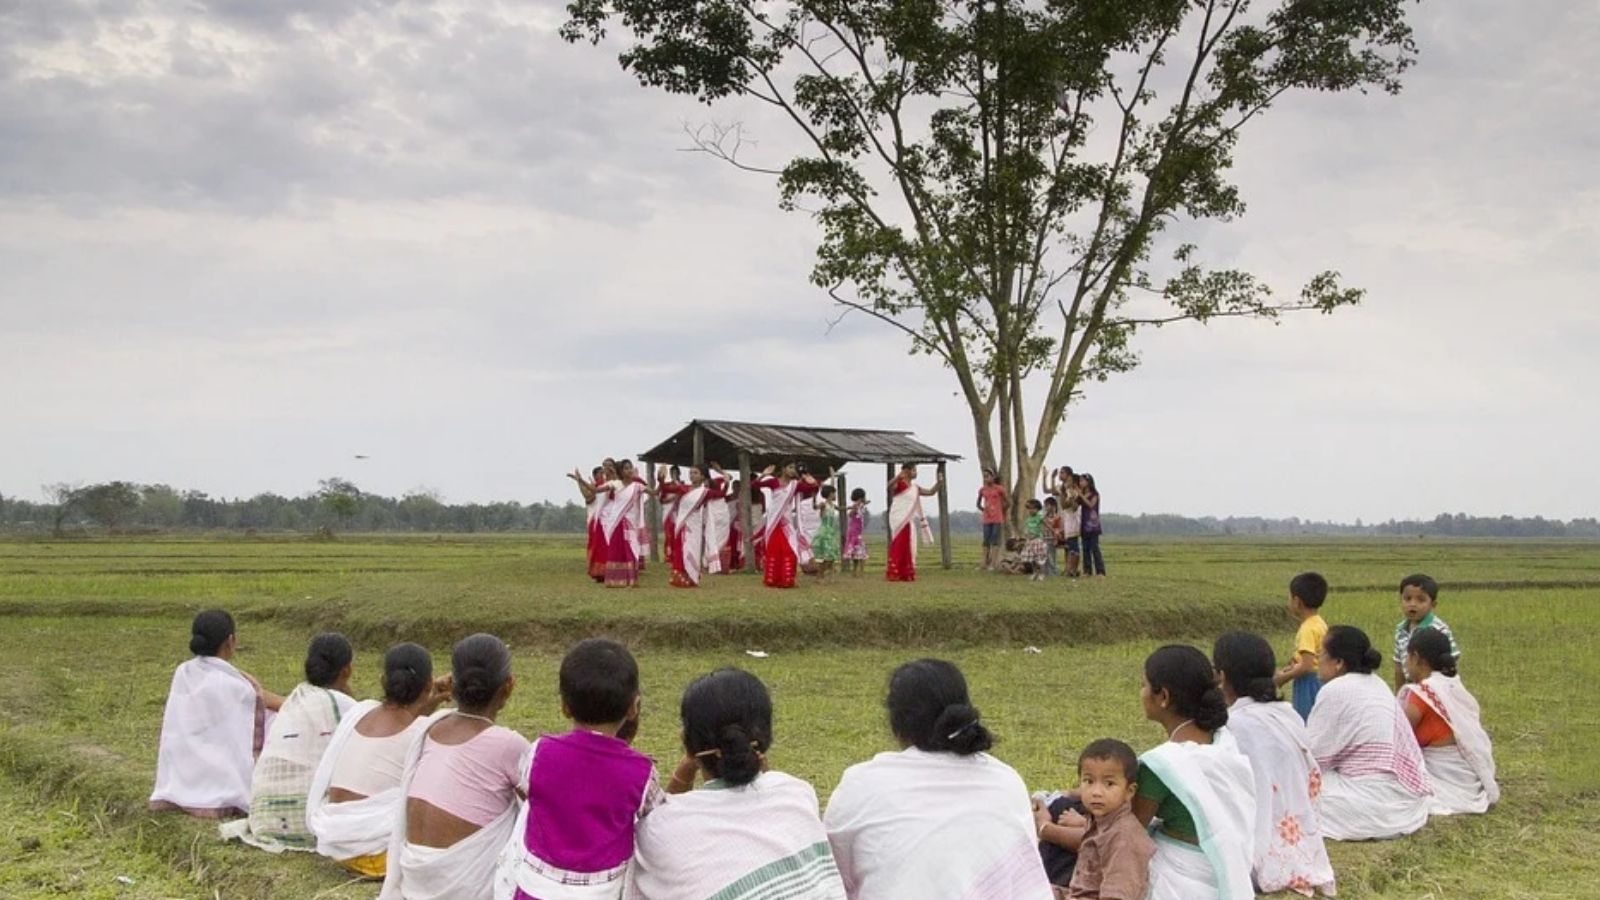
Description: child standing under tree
xmin=977 ymin=469 xmax=1009 ymax=571
xmin=1043 ymin=497 xmax=1065 ymax=577
xmin=1021 ymin=499 xmax=1050 ymax=582
xmin=811 ymin=486 xmax=841 ymax=579
xmin=1077 ymin=474 xmax=1105 ymax=577
xmin=843 ymin=489 xmax=870 ymax=576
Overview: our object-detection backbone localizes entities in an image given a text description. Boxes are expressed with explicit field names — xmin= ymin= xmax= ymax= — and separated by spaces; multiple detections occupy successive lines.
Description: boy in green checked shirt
xmin=1394 ymin=573 xmax=1459 ymax=689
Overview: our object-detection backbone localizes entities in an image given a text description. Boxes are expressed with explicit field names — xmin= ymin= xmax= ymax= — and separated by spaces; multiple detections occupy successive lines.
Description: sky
xmin=1 ymin=0 xmax=1597 ymax=523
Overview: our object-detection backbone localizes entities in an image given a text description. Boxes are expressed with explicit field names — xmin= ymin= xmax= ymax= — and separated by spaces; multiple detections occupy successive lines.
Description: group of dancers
xmin=570 ymin=458 xmax=945 ymax=590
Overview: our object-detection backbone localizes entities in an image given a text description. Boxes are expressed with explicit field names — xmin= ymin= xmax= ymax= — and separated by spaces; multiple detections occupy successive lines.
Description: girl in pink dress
xmin=843 ymin=489 xmax=870 ymax=576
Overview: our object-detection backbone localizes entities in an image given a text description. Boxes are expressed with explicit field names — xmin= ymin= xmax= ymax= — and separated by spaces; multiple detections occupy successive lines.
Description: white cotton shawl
xmin=823 ymin=748 xmax=1053 ymax=900
xmin=149 ymin=656 xmax=260 ymax=817
xmin=1308 ymin=673 xmax=1431 ymax=797
xmin=305 ymin=699 xmax=411 ymax=862
xmin=625 ymin=771 xmax=847 ymax=900
xmin=1400 ymin=673 xmax=1499 ymax=814
xmin=1138 ymin=729 xmax=1257 ymax=900
xmin=377 ymin=711 xmax=522 ymax=900
xmin=1226 ymin=699 xmax=1337 ymax=896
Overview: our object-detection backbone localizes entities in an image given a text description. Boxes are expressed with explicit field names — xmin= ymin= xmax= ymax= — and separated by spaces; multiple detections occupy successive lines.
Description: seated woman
xmin=1400 ymin=627 xmax=1499 ymax=816
xmin=628 ymin=668 xmax=847 ymax=899
xmin=1134 ymin=645 xmax=1257 ymax=900
xmin=307 ymin=642 xmax=450 ymax=878
xmin=230 ymin=632 xmax=358 ymax=851
xmin=150 ymin=610 xmax=283 ymax=818
xmin=379 ymin=634 xmax=530 ymax=900
xmin=823 ymin=659 xmax=1053 ymax=900
xmin=1212 ymin=632 xmax=1336 ymax=897
xmin=1307 ymin=625 xmax=1433 ymax=840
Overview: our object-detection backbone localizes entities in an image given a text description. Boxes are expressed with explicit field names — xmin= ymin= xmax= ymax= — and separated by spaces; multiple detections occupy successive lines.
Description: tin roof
xmin=640 ymin=419 xmax=961 ymax=469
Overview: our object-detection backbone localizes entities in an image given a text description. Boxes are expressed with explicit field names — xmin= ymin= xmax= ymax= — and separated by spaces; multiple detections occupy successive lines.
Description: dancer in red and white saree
xmin=599 ymin=460 xmax=648 ymax=588
xmin=568 ymin=464 xmax=611 ymax=583
xmin=670 ymin=465 xmax=730 ymax=588
xmin=753 ymin=464 xmax=820 ymax=589
xmin=656 ymin=466 xmax=688 ymax=577
xmin=886 ymin=464 xmax=942 ymax=582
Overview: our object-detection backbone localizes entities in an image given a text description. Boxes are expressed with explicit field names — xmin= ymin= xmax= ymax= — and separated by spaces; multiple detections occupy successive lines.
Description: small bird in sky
xmin=354 ymin=455 xmax=370 ymax=460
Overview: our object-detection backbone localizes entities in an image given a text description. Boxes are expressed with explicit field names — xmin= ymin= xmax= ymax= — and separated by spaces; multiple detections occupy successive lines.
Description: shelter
xmin=639 ymin=419 xmax=963 ymax=571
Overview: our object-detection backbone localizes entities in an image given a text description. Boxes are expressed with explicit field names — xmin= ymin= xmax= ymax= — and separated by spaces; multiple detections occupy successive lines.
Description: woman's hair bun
xmin=931 ymin=702 xmax=994 ymax=756
xmin=451 ymin=633 xmax=512 ymax=710
xmin=304 ymin=632 xmax=354 ymax=687
xmin=383 ymin=642 xmax=433 ymax=705
xmin=189 ymin=609 xmax=235 ymax=657
xmin=679 ymin=668 xmax=774 ymax=788
xmin=1362 ymin=646 xmax=1384 ymax=671
xmin=1194 ymin=686 xmax=1230 ymax=732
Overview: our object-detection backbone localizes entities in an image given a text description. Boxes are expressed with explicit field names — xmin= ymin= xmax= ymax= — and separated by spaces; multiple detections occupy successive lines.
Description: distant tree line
xmin=1 ymin=482 xmax=1595 ymax=539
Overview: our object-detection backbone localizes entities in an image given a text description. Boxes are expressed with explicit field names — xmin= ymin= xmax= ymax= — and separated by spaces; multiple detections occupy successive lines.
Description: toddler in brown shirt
xmin=1065 ymin=739 xmax=1155 ymax=900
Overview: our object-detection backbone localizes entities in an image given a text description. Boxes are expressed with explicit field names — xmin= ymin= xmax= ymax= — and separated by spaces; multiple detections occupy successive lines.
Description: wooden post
xmin=692 ymin=424 xmax=706 ymax=470
xmin=646 ymin=462 xmax=661 ymax=564
xmin=739 ymin=451 xmax=754 ymax=574
xmin=837 ymin=471 xmax=849 ymax=558
xmin=937 ymin=460 xmax=952 ymax=570
xmin=885 ymin=463 xmax=895 ymax=544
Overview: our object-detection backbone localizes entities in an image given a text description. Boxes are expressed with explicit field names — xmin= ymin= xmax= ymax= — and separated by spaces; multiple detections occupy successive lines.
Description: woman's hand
xmin=1032 ymin=798 xmax=1054 ymax=835
xmin=667 ymin=753 xmax=700 ymax=795
xmin=1057 ymin=808 xmax=1089 ymax=829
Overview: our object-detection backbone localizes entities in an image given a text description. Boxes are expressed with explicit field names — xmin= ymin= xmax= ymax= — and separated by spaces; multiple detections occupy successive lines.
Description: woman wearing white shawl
xmin=1308 ymin=626 xmax=1432 ymax=841
xmin=628 ymin=668 xmax=846 ymax=900
xmin=599 ymin=460 xmax=649 ymax=588
xmin=226 ymin=633 xmax=358 ymax=852
xmin=1133 ymin=645 xmax=1257 ymax=900
xmin=1399 ymin=626 xmax=1499 ymax=816
xmin=150 ymin=610 xmax=283 ymax=819
xmin=884 ymin=464 xmax=941 ymax=582
xmin=670 ymin=465 xmax=730 ymax=588
xmin=752 ymin=463 xmax=821 ymax=589
xmin=307 ymin=643 xmax=450 ymax=878
xmin=1212 ymin=633 xmax=1336 ymax=897
xmin=824 ymin=659 xmax=1053 ymax=900
xmin=380 ymin=634 xmax=529 ymax=900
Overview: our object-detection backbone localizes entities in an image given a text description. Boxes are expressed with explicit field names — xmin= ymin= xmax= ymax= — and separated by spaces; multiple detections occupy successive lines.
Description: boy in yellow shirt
xmin=1273 ymin=572 xmax=1329 ymax=721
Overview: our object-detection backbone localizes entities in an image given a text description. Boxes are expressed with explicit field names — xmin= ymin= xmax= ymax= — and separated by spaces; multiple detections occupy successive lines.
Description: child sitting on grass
xmin=500 ymin=638 xmax=661 ymax=900
xmin=1034 ymin=739 xmax=1154 ymax=900
xmin=1393 ymin=574 xmax=1459 ymax=690
xmin=1273 ymin=571 xmax=1330 ymax=721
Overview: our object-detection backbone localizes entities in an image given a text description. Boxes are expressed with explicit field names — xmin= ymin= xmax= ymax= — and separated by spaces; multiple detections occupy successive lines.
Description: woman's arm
xmin=239 ymin=670 xmax=285 ymax=712
xmin=1131 ymin=794 xmax=1159 ymax=828
xmin=665 ymin=755 xmax=700 ymax=796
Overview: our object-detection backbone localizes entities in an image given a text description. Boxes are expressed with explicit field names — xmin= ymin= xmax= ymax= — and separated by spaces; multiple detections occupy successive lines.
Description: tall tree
xmin=75 ymin=482 xmax=142 ymax=532
xmin=564 ymin=0 xmax=1417 ymax=527
xmin=317 ymin=478 xmax=362 ymax=533
xmin=43 ymin=482 xmax=81 ymax=537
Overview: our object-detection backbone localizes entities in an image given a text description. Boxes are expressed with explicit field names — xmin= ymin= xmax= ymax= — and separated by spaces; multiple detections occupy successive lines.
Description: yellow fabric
xmin=1295 ymin=614 xmax=1329 ymax=663
xmin=339 ymin=851 xmax=387 ymax=879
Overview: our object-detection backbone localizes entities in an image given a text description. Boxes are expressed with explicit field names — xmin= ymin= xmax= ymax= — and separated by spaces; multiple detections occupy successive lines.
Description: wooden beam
xmin=739 ymin=451 xmax=754 ymax=575
xmin=885 ymin=463 xmax=895 ymax=545
xmin=937 ymin=460 xmax=952 ymax=570
xmin=837 ymin=472 xmax=848 ymax=564
xmin=692 ymin=424 xmax=706 ymax=470
xmin=646 ymin=463 xmax=661 ymax=565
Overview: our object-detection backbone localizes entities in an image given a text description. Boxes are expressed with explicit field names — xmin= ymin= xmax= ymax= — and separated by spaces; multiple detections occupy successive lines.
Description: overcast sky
xmin=2 ymin=1 xmax=1596 ymax=522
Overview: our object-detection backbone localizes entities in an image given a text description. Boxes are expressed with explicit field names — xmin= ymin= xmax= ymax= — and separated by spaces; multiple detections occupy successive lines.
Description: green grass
xmin=0 ymin=535 xmax=1597 ymax=898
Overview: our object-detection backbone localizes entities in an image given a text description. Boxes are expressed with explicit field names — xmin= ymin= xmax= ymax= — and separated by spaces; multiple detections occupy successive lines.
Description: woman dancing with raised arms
xmin=669 ymin=463 xmax=730 ymax=588
xmin=885 ymin=464 xmax=942 ymax=582
xmin=752 ymin=462 xmax=821 ymax=588
xmin=598 ymin=460 xmax=649 ymax=588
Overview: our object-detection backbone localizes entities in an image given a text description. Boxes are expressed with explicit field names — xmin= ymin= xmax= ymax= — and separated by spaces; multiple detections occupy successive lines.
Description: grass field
xmin=0 ymin=535 xmax=1597 ymax=898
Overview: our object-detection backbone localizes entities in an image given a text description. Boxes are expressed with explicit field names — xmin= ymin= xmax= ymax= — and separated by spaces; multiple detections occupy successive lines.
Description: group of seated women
xmin=149 ymin=610 xmax=1496 ymax=900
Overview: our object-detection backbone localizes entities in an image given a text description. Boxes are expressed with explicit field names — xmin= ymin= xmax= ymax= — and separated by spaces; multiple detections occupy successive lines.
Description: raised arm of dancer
xmin=919 ymin=474 xmax=944 ymax=497
xmin=568 ymin=470 xmax=598 ymax=504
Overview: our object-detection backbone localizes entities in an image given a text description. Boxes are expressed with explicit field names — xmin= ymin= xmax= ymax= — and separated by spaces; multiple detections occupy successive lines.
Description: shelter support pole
xmin=885 ymin=463 xmax=895 ymax=544
xmin=937 ymin=461 xmax=952 ymax=570
xmin=837 ymin=472 xmax=848 ymax=557
xmin=692 ymin=425 xmax=705 ymax=470
xmin=740 ymin=451 xmax=754 ymax=574
xmin=646 ymin=463 xmax=661 ymax=565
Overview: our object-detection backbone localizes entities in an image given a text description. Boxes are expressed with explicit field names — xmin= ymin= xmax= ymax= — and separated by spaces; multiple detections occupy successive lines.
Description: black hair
xmin=1406 ymin=627 xmax=1458 ymax=677
xmin=560 ymin=638 xmax=639 ymax=725
xmin=680 ymin=668 xmax=773 ymax=787
xmin=1044 ymin=496 xmax=1059 ymax=510
xmin=189 ymin=609 xmax=235 ymax=657
xmin=1212 ymin=632 xmax=1281 ymax=704
xmin=380 ymin=642 xmax=432 ymax=705
xmin=1059 ymin=466 xmax=1075 ymax=478
xmin=1324 ymin=625 xmax=1383 ymax=674
xmin=591 ymin=466 xmax=603 ymax=479
xmin=452 ymin=633 xmax=513 ymax=710
xmin=1144 ymin=645 xmax=1229 ymax=732
xmin=886 ymin=659 xmax=994 ymax=756
xmin=820 ymin=485 xmax=837 ymax=500
xmin=305 ymin=632 xmax=353 ymax=687
xmin=669 ymin=465 xmax=682 ymax=481
xmin=1400 ymin=573 xmax=1439 ymax=602
xmin=1079 ymin=473 xmax=1097 ymax=494
xmin=1290 ymin=572 xmax=1329 ymax=609
xmin=1025 ymin=498 xmax=1043 ymax=511
xmin=616 ymin=459 xmax=636 ymax=477
xmin=1078 ymin=738 xmax=1138 ymax=782
xmin=850 ymin=488 xmax=867 ymax=502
